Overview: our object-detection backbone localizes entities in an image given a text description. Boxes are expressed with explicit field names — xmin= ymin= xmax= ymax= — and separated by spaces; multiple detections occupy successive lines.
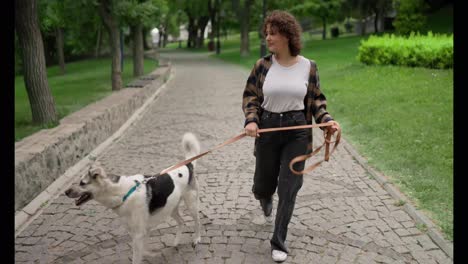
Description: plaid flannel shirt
xmin=242 ymin=54 xmax=333 ymax=155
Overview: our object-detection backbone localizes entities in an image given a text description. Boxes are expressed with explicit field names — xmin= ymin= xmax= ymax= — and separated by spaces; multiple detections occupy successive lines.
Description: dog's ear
xmin=96 ymin=166 xmax=107 ymax=178
xmin=88 ymin=166 xmax=106 ymax=179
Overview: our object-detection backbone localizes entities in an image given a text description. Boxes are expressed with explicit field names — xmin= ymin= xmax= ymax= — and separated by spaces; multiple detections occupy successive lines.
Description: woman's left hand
xmin=326 ymin=120 xmax=340 ymax=135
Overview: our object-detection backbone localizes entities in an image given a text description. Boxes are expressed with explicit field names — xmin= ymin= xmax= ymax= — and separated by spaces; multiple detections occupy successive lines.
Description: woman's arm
xmin=242 ymin=59 xmax=263 ymax=127
xmin=309 ymin=61 xmax=333 ymax=124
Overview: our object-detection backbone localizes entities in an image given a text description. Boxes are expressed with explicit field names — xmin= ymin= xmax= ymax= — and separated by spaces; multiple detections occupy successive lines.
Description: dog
xmin=65 ymin=132 xmax=202 ymax=264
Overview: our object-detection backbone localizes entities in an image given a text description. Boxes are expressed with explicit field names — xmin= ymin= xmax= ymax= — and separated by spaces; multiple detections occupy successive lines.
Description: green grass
xmin=208 ymin=31 xmax=453 ymax=240
xmin=15 ymin=56 xmax=158 ymax=141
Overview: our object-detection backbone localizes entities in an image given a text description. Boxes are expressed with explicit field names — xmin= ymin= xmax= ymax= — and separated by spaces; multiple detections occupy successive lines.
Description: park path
xmin=14 ymin=50 xmax=452 ymax=263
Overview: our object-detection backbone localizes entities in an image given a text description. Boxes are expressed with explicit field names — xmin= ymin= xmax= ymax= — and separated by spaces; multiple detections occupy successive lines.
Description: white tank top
xmin=261 ymin=55 xmax=310 ymax=113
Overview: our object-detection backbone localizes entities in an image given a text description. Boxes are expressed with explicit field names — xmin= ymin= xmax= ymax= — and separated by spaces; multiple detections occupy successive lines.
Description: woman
xmin=242 ymin=10 xmax=340 ymax=262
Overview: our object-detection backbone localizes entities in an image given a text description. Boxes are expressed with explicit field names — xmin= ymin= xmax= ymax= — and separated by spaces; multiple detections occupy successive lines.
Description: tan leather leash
xmin=159 ymin=123 xmax=341 ymax=176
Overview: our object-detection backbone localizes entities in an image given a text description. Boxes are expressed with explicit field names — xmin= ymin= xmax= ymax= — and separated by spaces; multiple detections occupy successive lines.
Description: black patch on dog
xmin=186 ymin=163 xmax=194 ymax=184
xmin=145 ymin=174 xmax=174 ymax=214
xmin=108 ymin=174 xmax=121 ymax=183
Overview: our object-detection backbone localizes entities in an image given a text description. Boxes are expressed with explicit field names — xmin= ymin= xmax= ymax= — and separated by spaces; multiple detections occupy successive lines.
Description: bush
xmin=357 ymin=32 xmax=453 ymax=69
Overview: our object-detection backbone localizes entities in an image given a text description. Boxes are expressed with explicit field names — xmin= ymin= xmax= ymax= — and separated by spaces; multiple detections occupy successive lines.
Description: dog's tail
xmin=182 ymin=132 xmax=201 ymax=166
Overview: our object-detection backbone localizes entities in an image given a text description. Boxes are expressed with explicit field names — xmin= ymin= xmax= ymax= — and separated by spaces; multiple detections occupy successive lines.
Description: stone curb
xmin=14 ymin=65 xmax=175 ymax=238
xmin=339 ymin=138 xmax=453 ymax=260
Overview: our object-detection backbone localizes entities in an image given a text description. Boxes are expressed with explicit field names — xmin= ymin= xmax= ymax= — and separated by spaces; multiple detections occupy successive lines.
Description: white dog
xmin=65 ymin=133 xmax=201 ymax=264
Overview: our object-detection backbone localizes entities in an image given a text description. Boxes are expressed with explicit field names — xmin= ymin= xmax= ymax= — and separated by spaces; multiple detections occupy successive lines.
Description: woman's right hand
xmin=245 ymin=122 xmax=260 ymax=137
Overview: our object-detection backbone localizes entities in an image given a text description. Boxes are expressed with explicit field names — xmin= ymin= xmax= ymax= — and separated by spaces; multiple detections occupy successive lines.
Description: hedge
xmin=357 ymin=32 xmax=453 ymax=69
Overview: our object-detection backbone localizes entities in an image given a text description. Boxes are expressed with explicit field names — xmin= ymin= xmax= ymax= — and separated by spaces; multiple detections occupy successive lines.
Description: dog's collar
xmin=122 ymin=180 xmax=141 ymax=202
xmin=111 ymin=180 xmax=142 ymax=210
xmin=112 ymin=176 xmax=155 ymax=210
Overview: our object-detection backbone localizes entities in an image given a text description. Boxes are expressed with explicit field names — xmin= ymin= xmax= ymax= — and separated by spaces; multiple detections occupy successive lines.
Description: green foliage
xmin=393 ymin=0 xmax=429 ymax=35
xmin=38 ymin=0 xmax=103 ymax=57
xmin=342 ymin=0 xmax=373 ymax=20
xmin=115 ymin=0 xmax=168 ymax=27
xmin=165 ymin=12 xmax=181 ymax=38
xmin=289 ymin=0 xmax=345 ymax=23
xmin=39 ymin=0 xmax=67 ymax=32
xmin=357 ymin=32 xmax=453 ymax=69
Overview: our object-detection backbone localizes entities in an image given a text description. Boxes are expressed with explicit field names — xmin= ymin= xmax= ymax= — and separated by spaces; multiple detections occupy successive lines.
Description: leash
xmin=111 ymin=123 xmax=341 ymax=208
xmin=159 ymin=122 xmax=341 ymax=176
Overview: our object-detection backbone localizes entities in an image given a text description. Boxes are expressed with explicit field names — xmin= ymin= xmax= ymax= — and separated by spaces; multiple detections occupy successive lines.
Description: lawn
xmin=15 ymin=56 xmax=158 ymax=141
xmin=210 ymin=30 xmax=453 ymax=241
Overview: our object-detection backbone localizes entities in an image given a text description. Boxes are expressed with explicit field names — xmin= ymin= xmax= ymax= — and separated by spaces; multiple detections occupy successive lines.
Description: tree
xmin=116 ymin=0 xmax=163 ymax=77
xmin=393 ymin=0 xmax=428 ymax=35
xmin=39 ymin=0 xmax=68 ymax=74
xmin=347 ymin=0 xmax=393 ymax=34
xmin=290 ymin=0 xmax=344 ymax=40
xmin=371 ymin=0 xmax=393 ymax=33
xmin=97 ymin=0 xmax=123 ymax=91
xmin=232 ymin=0 xmax=254 ymax=56
xmin=158 ymin=1 xmax=179 ymax=48
xmin=15 ymin=0 xmax=58 ymax=125
xmin=52 ymin=1 xmax=103 ymax=60
xmin=181 ymin=0 xmax=210 ymax=49
xmin=207 ymin=0 xmax=218 ymax=50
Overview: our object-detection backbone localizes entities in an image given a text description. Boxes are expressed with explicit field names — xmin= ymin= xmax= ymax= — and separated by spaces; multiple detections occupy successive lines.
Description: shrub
xmin=357 ymin=32 xmax=453 ymax=69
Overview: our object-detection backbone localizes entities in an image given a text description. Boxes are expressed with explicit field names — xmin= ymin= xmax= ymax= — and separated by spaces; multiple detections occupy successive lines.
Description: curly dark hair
xmin=262 ymin=10 xmax=302 ymax=56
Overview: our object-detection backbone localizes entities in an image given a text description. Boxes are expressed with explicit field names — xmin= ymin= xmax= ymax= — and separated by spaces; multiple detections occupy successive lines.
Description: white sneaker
xmin=272 ymin=250 xmax=288 ymax=262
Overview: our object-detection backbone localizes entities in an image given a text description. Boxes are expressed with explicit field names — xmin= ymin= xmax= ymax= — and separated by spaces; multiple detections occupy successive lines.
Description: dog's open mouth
xmin=75 ymin=192 xmax=93 ymax=206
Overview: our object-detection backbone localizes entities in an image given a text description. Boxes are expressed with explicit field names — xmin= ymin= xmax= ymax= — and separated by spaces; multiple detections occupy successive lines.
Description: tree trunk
xmin=322 ymin=17 xmax=327 ymax=40
xmin=55 ymin=27 xmax=66 ymax=74
xmin=187 ymin=16 xmax=197 ymax=48
xmin=208 ymin=0 xmax=216 ymax=44
xmin=158 ymin=31 xmax=163 ymax=48
xmin=97 ymin=0 xmax=122 ymax=91
xmin=196 ymin=16 xmax=210 ymax=48
xmin=131 ymin=24 xmax=144 ymax=77
xmin=95 ymin=24 xmax=102 ymax=58
xmin=240 ymin=19 xmax=249 ymax=56
xmin=163 ymin=32 xmax=168 ymax=48
xmin=239 ymin=0 xmax=253 ymax=57
xmin=374 ymin=11 xmax=379 ymax=33
xmin=15 ymin=0 xmax=58 ymax=125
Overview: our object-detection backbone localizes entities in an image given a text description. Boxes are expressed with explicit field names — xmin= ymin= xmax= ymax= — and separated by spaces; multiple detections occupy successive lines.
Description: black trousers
xmin=253 ymin=110 xmax=308 ymax=253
